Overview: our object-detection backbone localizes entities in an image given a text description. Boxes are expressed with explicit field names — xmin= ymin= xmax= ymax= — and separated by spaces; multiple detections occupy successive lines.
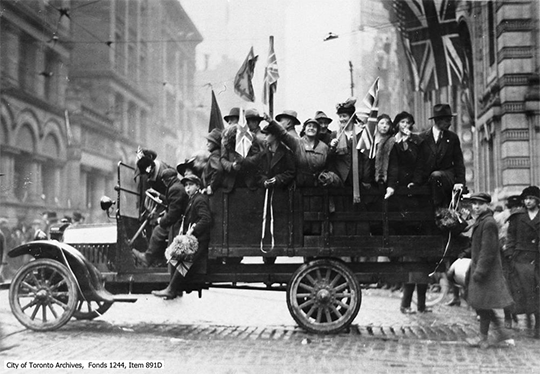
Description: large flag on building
xmin=356 ymin=77 xmax=379 ymax=159
xmin=262 ymin=36 xmax=279 ymax=105
xmin=208 ymin=90 xmax=225 ymax=132
xmin=394 ymin=0 xmax=466 ymax=91
xmin=235 ymin=108 xmax=253 ymax=157
xmin=234 ymin=47 xmax=258 ymax=102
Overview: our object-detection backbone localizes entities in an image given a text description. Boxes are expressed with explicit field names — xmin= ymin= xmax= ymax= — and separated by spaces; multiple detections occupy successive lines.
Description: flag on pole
xmin=262 ymin=36 xmax=279 ymax=105
xmin=208 ymin=90 xmax=225 ymax=132
xmin=234 ymin=47 xmax=258 ymax=102
xmin=356 ymin=77 xmax=379 ymax=159
xmin=393 ymin=0 xmax=465 ymax=91
xmin=64 ymin=110 xmax=74 ymax=146
xmin=235 ymin=108 xmax=253 ymax=157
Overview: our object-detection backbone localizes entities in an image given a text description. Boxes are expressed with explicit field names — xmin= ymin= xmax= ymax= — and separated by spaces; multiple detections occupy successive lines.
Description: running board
xmin=112 ymin=295 xmax=137 ymax=303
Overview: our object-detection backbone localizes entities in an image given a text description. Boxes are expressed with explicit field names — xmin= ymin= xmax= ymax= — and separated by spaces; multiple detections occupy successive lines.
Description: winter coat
xmin=505 ymin=209 xmax=540 ymax=314
xmin=202 ymin=147 xmax=223 ymax=192
xmin=413 ymin=128 xmax=465 ymax=186
xmin=387 ymin=134 xmax=423 ymax=189
xmin=257 ymin=142 xmax=296 ymax=188
xmin=374 ymin=134 xmax=395 ymax=184
xmin=220 ymin=129 xmax=261 ymax=193
xmin=328 ymin=131 xmax=373 ymax=186
xmin=266 ymin=120 xmax=328 ymax=186
xmin=466 ymin=209 xmax=514 ymax=310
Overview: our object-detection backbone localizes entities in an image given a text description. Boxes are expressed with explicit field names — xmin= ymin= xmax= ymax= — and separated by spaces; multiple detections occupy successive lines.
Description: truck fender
xmin=8 ymin=241 xmax=114 ymax=303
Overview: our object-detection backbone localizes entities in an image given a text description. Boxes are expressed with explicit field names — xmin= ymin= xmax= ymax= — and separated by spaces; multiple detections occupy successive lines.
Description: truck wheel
xmin=9 ymin=259 xmax=78 ymax=331
xmin=287 ymin=259 xmax=361 ymax=334
xmin=73 ymin=300 xmax=113 ymax=320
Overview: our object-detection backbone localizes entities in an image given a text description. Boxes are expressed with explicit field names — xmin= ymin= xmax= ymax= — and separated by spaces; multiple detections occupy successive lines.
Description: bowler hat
xmin=429 ymin=104 xmax=456 ymax=119
xmin=224 ymin=107 xmax=240 ymax=122
xmin=205 ymin=128 xmax=222 ymax=146
xmin=276 ymin=110 xmax=300 ymax=125
xmin=468 ymin=192 xmax=492 ymax=203
xmin=72 ymin=211 xmax=84 ymax=221
xmin=181 ymin=174 xmax=202 ymax=187
xmin=314 ymin=111 xmax=332 ymax=124
xmin=176 ymin=158 xmax=195 ymax=176
xmin=521 ymin=186 xmax=540 ymax=200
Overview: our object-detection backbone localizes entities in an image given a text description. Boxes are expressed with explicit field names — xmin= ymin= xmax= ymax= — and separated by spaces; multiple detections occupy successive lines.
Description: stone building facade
xmin=0 ymin=0 xmax=201 ymax=226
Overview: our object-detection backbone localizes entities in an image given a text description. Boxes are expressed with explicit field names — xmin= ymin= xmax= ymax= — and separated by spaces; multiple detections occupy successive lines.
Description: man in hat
xmin=465 ymin=192 xmax=515 ymax=348
xmin=411 ymin=104 xmax=465 ymax=208
xmin=314 ymin=110 xmax=333 ymax=145
xmin=132 ymin=168 xmax=188 ymax=267
xmin=223 ymin=107 xmax=240 ymax=126
xmin=276 ymin=110 xmax=301 ymax=138
xmin=505 ymin=186 xmax=540 ymax=338
xmin=72 ymin=211 xmax=85 ymax=227
xmin=136 ymin=148 xmax=173 ymax=195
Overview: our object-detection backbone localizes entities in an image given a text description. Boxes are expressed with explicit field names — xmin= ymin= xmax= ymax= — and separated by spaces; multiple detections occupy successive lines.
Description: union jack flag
xmin=262 ymin=36 xmax=279 ymax=105
xmin=394 ymin=0 xmax=465 ymax=91
xmin=235 ymin=108 xmax=253 ymax=158
xmin=356 ymin=77 xmax=379 ymax=159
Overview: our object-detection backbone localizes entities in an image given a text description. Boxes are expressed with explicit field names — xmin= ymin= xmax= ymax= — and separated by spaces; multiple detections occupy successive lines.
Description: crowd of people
xmin=0 ymin=210 xmax=85 ymax=283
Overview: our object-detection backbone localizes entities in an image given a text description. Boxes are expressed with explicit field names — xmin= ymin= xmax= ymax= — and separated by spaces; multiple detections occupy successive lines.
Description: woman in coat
xmin=263 ymin=114 xmax=328 ymax=187
xmin=374 ymin=114 xmax=395 ymax=185
xmin=466 ymin=192 xmax=514 ymax=348
xmin=505 ymin=185 xmax=540 ymax=337
xmin=152 ymin=174 xmax=212 ymax=299
xmin=201 ymin=128 xmax=223 ymax=195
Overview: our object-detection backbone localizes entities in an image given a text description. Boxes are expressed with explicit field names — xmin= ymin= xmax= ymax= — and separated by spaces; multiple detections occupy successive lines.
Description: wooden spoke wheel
xmin=73 ymin=299 xmax=113 ymax=320
xmin=9 ymin=259 xmax=78 ymax=331
xmin=287 ymin=259 xmax=361 ymax=334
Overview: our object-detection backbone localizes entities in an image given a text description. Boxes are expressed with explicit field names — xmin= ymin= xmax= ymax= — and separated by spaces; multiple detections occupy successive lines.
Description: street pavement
xmin=1 ymin=286 xmax=540 ymax=374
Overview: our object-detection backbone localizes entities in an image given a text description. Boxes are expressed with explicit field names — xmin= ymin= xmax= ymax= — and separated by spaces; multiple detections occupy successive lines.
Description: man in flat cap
xmin=412 ymin=104 xmax=466 ymax=208
xmin=315 ymin=111 xmax=333 ymax=145
xmin=465 ymin=192 xmax=514 ymax=348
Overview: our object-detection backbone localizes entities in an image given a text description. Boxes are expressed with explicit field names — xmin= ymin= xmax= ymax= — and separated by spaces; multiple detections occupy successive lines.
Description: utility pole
xmin=349 ymin=61 xmax=354 ymax=97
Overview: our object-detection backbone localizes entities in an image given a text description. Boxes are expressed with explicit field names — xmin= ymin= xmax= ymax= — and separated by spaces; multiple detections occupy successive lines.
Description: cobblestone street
xmin=2 ymin=287 xmax=540 ymax=374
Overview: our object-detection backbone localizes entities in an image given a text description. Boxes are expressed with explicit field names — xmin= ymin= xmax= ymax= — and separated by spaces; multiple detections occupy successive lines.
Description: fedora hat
xmin=181 ymin=174 xmax=202 ymax=187
xmin=314 ymin=111 xmax=332 ymax=124
xmin=224 ymin=107 xmax=240 ymax=122
xmin=468 ymin=192 xmax=491 ymax=204
xmin=245 ymin=108 xmax=264 ymax=121
xmin=276 ymin=110 xmax=300 ymax=125
xmin=429 ymin=104 xmax=456 ymax=119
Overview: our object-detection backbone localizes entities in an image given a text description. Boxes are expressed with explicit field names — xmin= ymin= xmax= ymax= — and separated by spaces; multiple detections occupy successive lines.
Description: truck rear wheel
xmin=287 ymin=259 xmax=361 ymax=334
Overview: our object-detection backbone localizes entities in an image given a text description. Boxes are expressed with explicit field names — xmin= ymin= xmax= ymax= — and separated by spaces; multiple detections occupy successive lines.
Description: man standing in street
xmin=132 ymin=168 xmax=188 ymax=267
xmin=466 ymin=192 xmax=515 ymax=349
xmin=412 ymin=104 xmax=466 ymax=208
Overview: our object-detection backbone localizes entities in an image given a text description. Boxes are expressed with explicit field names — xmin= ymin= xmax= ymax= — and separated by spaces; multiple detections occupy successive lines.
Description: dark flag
xmin=394 ymin=0 xmax=466 ymax=91
xmin=262 ymin=36 xmax=279 ymax=105
xmin=234 ymin=47 xmax=258 ymax=102
xmin=208 ymin=90 xmax=225 ymax=132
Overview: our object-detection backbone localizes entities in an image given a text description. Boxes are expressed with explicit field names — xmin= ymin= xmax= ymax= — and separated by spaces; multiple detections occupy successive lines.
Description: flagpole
xmin=269 ymin=36 xmax=275 ymax=118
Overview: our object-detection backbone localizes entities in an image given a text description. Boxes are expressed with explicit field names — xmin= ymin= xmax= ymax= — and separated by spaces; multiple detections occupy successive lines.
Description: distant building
xmin=0 ymin=0 xmax=201 ymax=224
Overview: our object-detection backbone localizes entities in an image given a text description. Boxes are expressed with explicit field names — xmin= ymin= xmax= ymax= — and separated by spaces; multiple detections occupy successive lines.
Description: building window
xmin=139 ymin=42 xmax=147 ymax=82
xmin=41 ymin=161 xmax=57 ymax=204
xmin=487 ymin=1 xmax=496 ymax=66
xmin=85 ymin=173 xmax=96 ymax=209
xmin=127 ymin=102 xmax=137 ymax=138
xmin=19 ymin=34 xmax=36 ymax=93
xmin=13 ymin=155 xmax=33 ymax=202
xmin=114 ymin=29 xmax=124 ymax=73
xmin=140 ymin=109 xmax=147 ymax=142
xmin=44 ymin=50 xmax=59 ymax=103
